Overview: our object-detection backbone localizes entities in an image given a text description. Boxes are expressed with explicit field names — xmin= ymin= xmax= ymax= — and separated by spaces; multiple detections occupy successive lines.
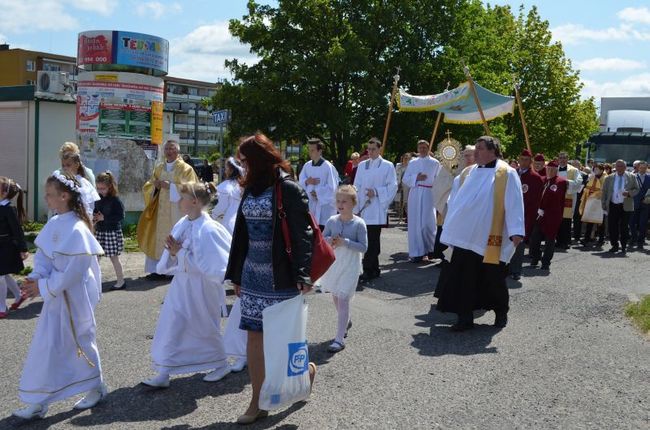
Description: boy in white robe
xmin=14 ymin=172 xmax=106 ymax=420
xmin=353 ymin=137 xmax=398 ymax=281
xmin=435 ymin=137 xmax=524 ymax=331
xmin=402 ymin=140 xmax=441 ymax=261
xmin=299 ymin=138 xmax=339 ymax=229
xmin=142 ymin=182 xmax=234 ymax=388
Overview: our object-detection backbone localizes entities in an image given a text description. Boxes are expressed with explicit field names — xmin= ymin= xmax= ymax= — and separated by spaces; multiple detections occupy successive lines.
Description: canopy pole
xmin=514 ymin=83 xmax=532 ymax=154
xmin=428 ymin=112 xmax=444 ymax=152
xmin=463 ymin=64 xmax=491 ymax=136
xmin=381 ymin=66 xmax=401 ymax=155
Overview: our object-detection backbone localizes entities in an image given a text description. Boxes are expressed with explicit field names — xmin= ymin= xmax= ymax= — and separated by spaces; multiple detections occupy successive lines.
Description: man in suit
xmin=629 ymin=160 xmax=650 ymax=248
xmin=601 ymin=159 xmax=640 ymax=253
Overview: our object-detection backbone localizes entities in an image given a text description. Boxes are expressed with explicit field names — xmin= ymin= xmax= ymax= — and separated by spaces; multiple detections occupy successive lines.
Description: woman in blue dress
xmin=225 ymin=133 xmax=316 ymax=425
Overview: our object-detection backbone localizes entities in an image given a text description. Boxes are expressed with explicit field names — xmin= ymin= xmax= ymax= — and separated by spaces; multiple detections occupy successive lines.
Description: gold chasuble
xmin=459 ymin=164 xmax=508 ymax=264
xmin=137 ymin=158 xmax=198 ymax=259
xmin=562 ymin=166 xmax=580 ymax=219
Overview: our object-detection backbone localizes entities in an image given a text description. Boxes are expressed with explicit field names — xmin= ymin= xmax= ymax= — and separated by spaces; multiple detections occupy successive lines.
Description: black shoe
xmin=359 ymin=272 xmax=371 ymax=282
xmin=494 ymin=313 xmax=508 ymax=328
xmin=410 ymin=256 xmax=423 ymax=263
xmin=529 ymin=260 xmax=539 ymax=267
xmin=510 ymin=274 xmax=521 ymax=281
xmin=540 ymin=265 xmax=550 ymax=271
xmin=607 ymin=246 xmax=619 ymax=253
xmin=620 ymin=246 xmax=627 ymax=254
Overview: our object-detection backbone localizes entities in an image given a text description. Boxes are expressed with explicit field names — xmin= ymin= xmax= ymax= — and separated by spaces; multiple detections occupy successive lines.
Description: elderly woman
xmin=225 ymin=133 xmax=316 ymax=425
xmin=211 ymin=157 xmax=244 ymax=235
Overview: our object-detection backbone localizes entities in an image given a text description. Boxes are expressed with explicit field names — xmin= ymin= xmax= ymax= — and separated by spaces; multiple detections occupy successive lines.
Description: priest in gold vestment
xmin=137 ymin=140 xmax=198 ymax=278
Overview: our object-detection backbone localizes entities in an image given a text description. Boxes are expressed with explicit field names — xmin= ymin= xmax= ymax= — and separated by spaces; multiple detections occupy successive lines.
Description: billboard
xmin=77 ymin=31 xmax=169 ymax=75
xmin=76 ymin=71 xmax=164 ymax=143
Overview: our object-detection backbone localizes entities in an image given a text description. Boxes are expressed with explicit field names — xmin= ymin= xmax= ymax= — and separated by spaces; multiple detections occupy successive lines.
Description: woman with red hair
xmin=225 ymin=133 xmax=316 ymax=424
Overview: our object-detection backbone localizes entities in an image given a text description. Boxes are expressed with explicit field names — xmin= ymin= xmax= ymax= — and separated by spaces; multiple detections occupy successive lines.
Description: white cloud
xmin=581 ymin=74 xmax=650 ymax=99
xmin=617 ymin=7 xmax=650 ymax=25
xmin=135 ymin=2 xmax=182 ymax=20
xmin=576 ymin=58 xmax=646 ymax=72
xmin=550 ymin=23 xmax=650 ymax=45
xmin=0 ymin=34 xmax=7 ymax=44
xmin=72 ymin=0 xmax=116 ymax=16
xmin=0 ymin=0 xmax=117 ymax=34
xmin=168 ymin=22 xmax=259 ymax=81
xmin=0 ymin=0 xmax=78 ymax=33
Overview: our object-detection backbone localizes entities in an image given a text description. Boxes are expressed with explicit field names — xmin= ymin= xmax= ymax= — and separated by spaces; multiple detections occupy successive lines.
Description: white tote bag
xmin=223 ymin=298 xmax=247 ymax=358
xmin=259 ymin=294 xmax=311 ymax=411
xmin=581 ymin=198 xmax=604 ymax=224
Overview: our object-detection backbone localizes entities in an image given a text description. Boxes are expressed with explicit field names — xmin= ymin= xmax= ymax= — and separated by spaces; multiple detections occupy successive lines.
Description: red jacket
xmin=519 ymin=168 xmax=544 ymax=239
xmin=538 ymin=175 xmax=567 ymax=240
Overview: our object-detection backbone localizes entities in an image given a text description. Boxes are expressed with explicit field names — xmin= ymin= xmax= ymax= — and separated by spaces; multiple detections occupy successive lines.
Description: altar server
xmin=556 ymin=151 xmax=583 ymax=248
xmin=353 ymin=137 xmax=398 ymax=281
xmin=298 ymin=138 xmax=339 ymax=229
xmin=402 ymin=139 xmax=441 ymax=262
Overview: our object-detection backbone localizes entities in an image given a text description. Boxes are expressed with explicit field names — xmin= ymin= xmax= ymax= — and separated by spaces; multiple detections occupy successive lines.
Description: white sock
xmin=5 ymin=275 xmax=21 ymax=301
xmin=0 ymin=276 xmax=7 ymax=312
xmin=335 ymin=296 xmax=350 ymax=344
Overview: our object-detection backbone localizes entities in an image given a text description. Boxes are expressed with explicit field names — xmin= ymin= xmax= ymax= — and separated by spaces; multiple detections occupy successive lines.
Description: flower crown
xmin=53 ymin=170 xmax=81 ymax=192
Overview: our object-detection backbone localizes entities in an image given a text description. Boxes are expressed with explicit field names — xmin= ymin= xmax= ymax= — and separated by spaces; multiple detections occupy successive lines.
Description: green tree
xmin=211 ymin=0 xmax=597 ymax=168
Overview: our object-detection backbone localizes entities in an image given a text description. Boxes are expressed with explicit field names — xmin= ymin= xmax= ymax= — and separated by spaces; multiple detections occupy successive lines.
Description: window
xmin=26 ymin=80 xmax=35 ymax=85
xmin=43 ymin=63 xmax=61 ymax=72
xmin=26 ymin=60 xmax=35 ymax=71
xmin=187 ymin=87 xmax=198 ymax=96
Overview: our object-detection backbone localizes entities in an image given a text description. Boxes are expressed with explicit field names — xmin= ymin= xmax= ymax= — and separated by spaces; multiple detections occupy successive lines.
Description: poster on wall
xmin=77 ymin=31 xmax=113 ymax=66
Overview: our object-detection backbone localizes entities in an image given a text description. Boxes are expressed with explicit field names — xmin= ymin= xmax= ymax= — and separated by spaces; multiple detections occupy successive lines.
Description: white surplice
xmin=19 ymin=212 xmax=104 ymax=405
xmin=441 ymin=160 xmax=525 ymax=263
xmin=211 ymin=179 xmax=242 ymax=235
xmin=298 ymin=158 xmax=339 ymax=225
xmin=558 ymin=164 xmax=583 ymax=214
xmin=402 ymin=156 xmax=441 ymax=257
xmin=152 ymin=212 xmax=232 ymax=375
xmin=353 ymin=156 xmax=398 ymax=225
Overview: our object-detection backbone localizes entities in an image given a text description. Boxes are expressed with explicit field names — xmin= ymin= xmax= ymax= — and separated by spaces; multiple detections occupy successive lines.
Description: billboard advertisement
xmin=76 ymin=71 xmax=164 ymax=142
xmin=77 ymin=31 xmax=169 ymax=75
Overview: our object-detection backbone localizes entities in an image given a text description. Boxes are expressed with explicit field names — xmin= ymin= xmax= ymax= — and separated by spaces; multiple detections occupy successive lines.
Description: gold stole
xmin=563 ymin=168 xmax=577 ymax=218
xmin=459 ymin=164 xmax=508 ymax=265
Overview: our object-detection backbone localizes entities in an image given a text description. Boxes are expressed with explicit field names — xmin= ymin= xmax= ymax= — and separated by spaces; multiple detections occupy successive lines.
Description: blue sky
xmin=1 ymin=0 xmax=649 ymax=101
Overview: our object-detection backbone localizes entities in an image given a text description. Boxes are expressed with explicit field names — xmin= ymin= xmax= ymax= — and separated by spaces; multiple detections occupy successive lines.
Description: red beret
xmin=533 ymin=153 xmax=545 ymax=162
xmin=520 ymin=149 xmax=532 ymax=157
xmin=547 ymin=159 xmax=559 ymax=168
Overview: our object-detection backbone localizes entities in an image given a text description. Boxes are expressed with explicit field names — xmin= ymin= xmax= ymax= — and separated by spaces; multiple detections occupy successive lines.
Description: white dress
xmin=402 ymin=156 xmax=441 ymax=257
xmin=211 ymin=179 xmax=242 ymax=235
xmin=152 ymin=212 xmax=232 ymax=375
xmin=19 ymin=212 xmax=104 ymax=405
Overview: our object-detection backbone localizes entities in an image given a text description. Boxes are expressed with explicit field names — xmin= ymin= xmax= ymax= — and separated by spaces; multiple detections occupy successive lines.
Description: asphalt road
xmin=1 ymin=223 xmax=648 ymax=429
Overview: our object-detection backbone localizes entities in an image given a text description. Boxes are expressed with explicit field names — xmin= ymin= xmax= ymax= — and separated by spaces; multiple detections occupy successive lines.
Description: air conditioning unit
xmin=36 ymin=71 xmax=70 ymax=94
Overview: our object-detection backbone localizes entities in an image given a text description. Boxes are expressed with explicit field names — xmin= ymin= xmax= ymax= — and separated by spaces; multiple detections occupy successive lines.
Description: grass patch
xmin=122 ymin=223 xmax=140 ymax=253
xmin=625 ymin=295 xmax=650 ymax=334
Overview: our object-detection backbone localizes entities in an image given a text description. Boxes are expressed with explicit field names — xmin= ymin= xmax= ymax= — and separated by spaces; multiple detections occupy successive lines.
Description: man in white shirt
xmin=298 ymin=138 xmax=339 ymax=229
xmin=353 ymin=137 xmax=398 ymax=281
xmin=601 ymin=159 xmax=640 ymax=253
xmin=435 ymin=136 xmax=524 ymax=331
xmin=402 ymin=139 xmax=441 ymax=262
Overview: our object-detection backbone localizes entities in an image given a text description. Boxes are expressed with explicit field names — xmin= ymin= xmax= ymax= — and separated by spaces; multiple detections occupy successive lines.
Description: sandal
xmin=327 ymin=341 xmax=345 ymax=353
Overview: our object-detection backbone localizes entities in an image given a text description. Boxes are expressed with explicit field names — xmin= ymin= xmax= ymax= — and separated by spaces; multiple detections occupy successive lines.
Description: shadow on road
xmin=62 ymin=373 xmax=247 ymax=427
xmin=101 ymin=276 xmax=170 ymax=293
xmin=1 ymin=408 xmax=84 ymax=429
xmin=360 ymin=252 xmax=441 ymax=298
xmin=411 ymin=307 xmax=500 ymax=356
xmin=160 ymin=401 xmax=306 ymax=429
xmin=3 ymin=300 xmax=42 ymax=320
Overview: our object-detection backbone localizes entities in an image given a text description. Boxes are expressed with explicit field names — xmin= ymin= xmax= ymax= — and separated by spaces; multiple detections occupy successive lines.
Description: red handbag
xmin=276 ymin=180 xmax=335 ymax=283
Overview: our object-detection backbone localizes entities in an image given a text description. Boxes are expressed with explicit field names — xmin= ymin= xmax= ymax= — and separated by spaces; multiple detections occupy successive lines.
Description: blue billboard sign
xmin=115 ymin=31 xmax=169 ymax=74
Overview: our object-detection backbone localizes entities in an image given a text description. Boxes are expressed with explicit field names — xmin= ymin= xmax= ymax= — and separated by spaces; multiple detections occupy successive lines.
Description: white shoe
xmin=13 ymin=403 xmax=48 ymax=420
xmin=141 ymin=373 xmax=170 ymax=388
xmin=203 ymin=365 xmax=231 ymax=382
xmin=73 ymin=382 xmax=108 ymax=410
xmin=231 ymin=357 xmax=247 ymax=373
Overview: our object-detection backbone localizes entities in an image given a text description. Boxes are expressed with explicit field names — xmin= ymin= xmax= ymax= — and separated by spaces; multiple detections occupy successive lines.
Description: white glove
xmin=537 ymin=209 xmax=544 ymax=217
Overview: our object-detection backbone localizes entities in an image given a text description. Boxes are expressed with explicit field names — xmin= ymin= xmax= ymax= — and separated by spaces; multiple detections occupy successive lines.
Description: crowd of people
xmin=0 ymin=134 xmax=648 ymax=424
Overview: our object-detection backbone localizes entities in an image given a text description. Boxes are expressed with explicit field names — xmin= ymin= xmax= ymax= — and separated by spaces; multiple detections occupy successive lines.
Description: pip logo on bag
xmin=287 ymin=342 xmax=309 ymax=376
